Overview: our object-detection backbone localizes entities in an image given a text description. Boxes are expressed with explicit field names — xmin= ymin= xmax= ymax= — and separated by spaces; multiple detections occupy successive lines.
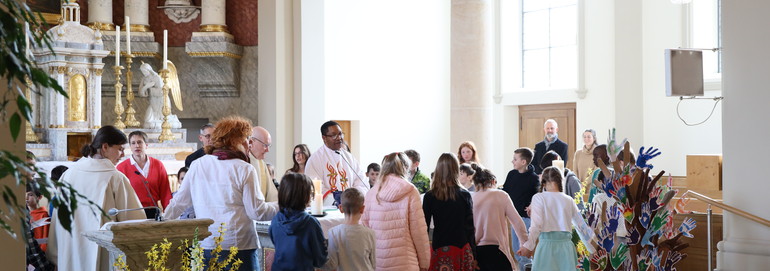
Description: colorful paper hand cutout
xmin=636 ymin=146 xmax=661 ymax=169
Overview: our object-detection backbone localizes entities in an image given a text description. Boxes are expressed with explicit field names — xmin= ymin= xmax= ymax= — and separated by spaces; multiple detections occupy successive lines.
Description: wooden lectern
xmin=84 ymin=218 xmax=214 ymax=270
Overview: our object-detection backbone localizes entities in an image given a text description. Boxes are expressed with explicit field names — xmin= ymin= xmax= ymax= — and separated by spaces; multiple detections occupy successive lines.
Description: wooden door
xmin=519 ymin=103 xmax=576 ymax=164
xmin=333 ymin=120 xmax=354 ymax=152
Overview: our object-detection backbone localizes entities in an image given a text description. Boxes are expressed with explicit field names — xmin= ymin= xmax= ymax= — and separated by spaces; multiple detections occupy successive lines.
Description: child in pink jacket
xmin=361 ymin=152 xmax=431 ymax=271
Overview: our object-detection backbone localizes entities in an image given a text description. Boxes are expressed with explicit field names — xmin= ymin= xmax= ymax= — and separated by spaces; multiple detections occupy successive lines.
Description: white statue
xmin=138 ymin=62 xmax=183 ymax=130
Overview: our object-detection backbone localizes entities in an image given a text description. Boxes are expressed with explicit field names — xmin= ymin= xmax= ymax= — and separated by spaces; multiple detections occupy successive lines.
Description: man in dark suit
xmin=533 ymin=119 xmax=569 ymax=174
xmin=184 ymin=123 xmax=214 ymax=167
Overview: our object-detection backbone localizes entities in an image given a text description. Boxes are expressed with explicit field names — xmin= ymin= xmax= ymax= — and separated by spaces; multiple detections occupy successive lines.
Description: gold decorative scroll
xmin=68 ymin=74 xmax=87 ymax=122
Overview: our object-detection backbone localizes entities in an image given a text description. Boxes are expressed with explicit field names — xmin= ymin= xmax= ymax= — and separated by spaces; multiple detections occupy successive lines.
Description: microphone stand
xmin=108 ymin=207 xmax=163 ymax=221
xmin=135 ymin=167 xmax=162 ymax=221
xmin=334 ymin=149 xmax=365 ymax=190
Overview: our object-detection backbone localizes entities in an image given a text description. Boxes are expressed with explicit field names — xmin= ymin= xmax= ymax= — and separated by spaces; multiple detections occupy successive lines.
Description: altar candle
xmin=312 ymin=194 xmax=323 ymax=215
xmin=162 ymin=30 xmax=168 ymax=70
xmin=125 ymin=16 xmax=131 ymax=55
xmin=313 ymin=179 xmax=322 ymax=195
xmin=25 ymin=23 xmax=30 ymax=57
xmin=115 ymin=25 xmax=120 ymax=66
xmin=552 ymin=159 xmax=564 ymax=173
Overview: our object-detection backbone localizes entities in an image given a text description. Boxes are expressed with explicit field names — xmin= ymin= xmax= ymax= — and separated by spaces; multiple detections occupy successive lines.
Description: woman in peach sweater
xmin=471 ymin=166 xmax=529 ymax=271
xmin=361 ymin=152 xmax=431 ymax=271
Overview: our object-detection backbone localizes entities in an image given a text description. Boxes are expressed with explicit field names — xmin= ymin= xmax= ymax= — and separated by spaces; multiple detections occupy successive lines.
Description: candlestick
xmin=125 ymin=16 xmax=131 ymax=55
xmin=312 ymin=194 xmax=323 ymax=215
xmin=123 ymin=53 xmax=140 ymax=127
xmin=115 ymin=25 xmax=120 ymax=66
xmin=158 ymin=69 xmax=175 ymax=142
xmin=162 ymin=30 xmax=168 ymax=70
xmin=113 ymin=66 xmax=125 ymax=129
xmin=313 ymin=179 xmax=322 ymax=195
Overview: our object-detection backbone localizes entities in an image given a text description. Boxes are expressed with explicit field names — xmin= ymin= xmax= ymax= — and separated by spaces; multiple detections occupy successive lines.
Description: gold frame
xmin=41 ymin=12 xmax=61 ymax=25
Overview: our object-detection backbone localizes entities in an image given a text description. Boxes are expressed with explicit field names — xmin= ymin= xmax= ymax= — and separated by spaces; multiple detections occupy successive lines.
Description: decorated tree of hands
xmin=577 ymin=132 xmax=695 ymax=271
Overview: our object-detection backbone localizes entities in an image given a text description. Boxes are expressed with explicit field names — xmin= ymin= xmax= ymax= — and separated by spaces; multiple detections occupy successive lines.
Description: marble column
xmin=87 ymin=0 xmax=114 ymax=30
xmin=56 ymin=66 xmax=67 ymax=128
xmin=91 ymin=68 xmax=103 ymax=128
xmin=125 ymin=0 xmax=150 ymax=32
xmin=450 ymin=0 xmax=493 ymax=164
xmin=200 ymin=0 xmax=228 ymax=32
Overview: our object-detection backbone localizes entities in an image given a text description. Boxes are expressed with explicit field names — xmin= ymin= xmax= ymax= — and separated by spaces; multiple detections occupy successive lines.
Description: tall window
xmin=688 ymin=0 xmax=721 ymax=80
xmin=521 ymin=0 xmax=578 ymax=89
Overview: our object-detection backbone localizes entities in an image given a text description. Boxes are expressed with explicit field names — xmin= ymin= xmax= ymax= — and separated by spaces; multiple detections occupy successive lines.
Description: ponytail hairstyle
xmin=431 ymin=153 xmax=461 ymax=201
xmin=541 ymin=166 xmax=564 ymax=192
xmin=80 ymin=125 xmax=128 ymax=158
xmin=377 ymin=152 xmax=411 ymax=204
xmin=471 ymin=164 xmax=496 ymax=190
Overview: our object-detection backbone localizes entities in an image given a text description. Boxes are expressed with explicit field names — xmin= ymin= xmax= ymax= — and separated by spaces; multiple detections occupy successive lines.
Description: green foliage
xmin=0 ymin=0 xmax=97 ymax=238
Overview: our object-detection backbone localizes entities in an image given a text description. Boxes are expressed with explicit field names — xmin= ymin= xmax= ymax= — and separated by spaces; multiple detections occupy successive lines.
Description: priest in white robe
xmin=305 ymin=121 xmax=369 ymax=205
xmin=48 ymin=126 xmax=146 ymax=271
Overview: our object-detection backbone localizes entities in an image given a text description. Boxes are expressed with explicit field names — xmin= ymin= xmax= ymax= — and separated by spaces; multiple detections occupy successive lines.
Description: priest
xmin=305 ymin=121 xmax=369 ymax=205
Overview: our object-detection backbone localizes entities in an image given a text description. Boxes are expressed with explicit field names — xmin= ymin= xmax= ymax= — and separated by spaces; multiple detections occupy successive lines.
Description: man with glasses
xmin=185 ymin=123 xmax=215 ymax=168
xmin=305 ymin=121 xmax=369 ymax=206
xmin=248 ymin=126 xmax=279 ymax=202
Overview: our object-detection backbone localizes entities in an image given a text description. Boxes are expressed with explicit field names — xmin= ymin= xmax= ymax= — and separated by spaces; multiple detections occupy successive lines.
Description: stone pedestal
xmin=185 ymin=33 xmax=242 ymax=97
xmin=84 ymin=218 xmax=214 ymax=271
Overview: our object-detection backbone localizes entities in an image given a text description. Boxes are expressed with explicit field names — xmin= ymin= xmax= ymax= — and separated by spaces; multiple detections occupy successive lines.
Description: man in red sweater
xmin=117 ymin=131 xmax=172 ymax=219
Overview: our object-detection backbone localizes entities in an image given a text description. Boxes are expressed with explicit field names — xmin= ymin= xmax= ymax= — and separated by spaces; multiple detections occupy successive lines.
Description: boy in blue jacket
xmin=269 ymin=173 xmax=328 ymax=270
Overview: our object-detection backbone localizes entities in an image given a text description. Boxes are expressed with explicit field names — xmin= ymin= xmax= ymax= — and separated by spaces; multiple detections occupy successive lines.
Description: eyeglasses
xmin=324 ymin=132 xmax=344 ymax=139
xmin=251 ymin=137 xmax=271 ymax=148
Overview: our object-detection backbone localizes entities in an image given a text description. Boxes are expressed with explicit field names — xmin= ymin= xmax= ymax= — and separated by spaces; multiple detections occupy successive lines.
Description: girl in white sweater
xmin=517 ymin=166 xmax=597 ymax=270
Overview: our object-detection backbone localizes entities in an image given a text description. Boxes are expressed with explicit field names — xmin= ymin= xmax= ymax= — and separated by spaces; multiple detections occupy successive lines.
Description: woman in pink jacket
xmin=362 ymin=152 xmax=431 ymax=271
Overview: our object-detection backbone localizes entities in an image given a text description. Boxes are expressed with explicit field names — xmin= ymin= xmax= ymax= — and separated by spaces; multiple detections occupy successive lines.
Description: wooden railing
xmin=682 ymin=190 xmax=770 ymax=228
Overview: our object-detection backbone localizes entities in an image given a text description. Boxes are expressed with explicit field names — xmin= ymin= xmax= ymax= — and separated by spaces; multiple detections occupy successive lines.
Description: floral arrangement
xmin=114 ymin=223 xmax=243 ymax=271
xmin=576 ymin=134 xmax=695 ymax=270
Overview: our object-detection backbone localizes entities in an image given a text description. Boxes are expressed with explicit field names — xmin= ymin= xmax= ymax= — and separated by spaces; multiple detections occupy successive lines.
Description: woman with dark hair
xmin=164 ymin=116 xmax=279 ymax=271
xmin=423 ymin=153 xmax=476 ymax=270
xmin=48 ymin=126 xmax=146 ymax=271
xmin=116 ymin=130 xmax=172 ymax=219
xmin=470 ymin=166 xmax=528 ymax=271
xmin=286 ymin=144 xmax=311 ymax=174
xmin=457 ymin=141 xmax=480 ymax=164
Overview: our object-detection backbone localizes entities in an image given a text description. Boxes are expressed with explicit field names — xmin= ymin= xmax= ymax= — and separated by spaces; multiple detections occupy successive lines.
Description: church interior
xmin=2 ymin=0 xmax=770 ymax=270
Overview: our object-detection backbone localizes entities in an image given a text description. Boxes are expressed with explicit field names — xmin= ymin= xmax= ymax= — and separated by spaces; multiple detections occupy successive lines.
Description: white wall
xmin=323 ymin=0 xmax=451 ymax=173
xmin=718 ymin=1 xmax=770 ymax=269
xmin=641 ymin=0 xmax=722 ymax=176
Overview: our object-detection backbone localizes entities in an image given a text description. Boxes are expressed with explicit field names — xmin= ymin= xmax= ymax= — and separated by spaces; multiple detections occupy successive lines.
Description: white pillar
xmin=125 ymin=0 xmax=150 ymax=32
xmin=450 ymin=0 xmax=493 ymax=164
xmin=87 ymin=0 xmax=114 ymax=30
xmin=718 ymin=1 xmax=770 ymax=270
xmin=200 ymin=0 xmax=228 ymax=32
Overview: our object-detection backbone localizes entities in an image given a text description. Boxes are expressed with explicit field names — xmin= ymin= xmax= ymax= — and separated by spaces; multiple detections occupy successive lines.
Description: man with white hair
xmin=248 ymin=126 xmax=279 ymax=202
xmin=532 ymin=119 xmax=569 ymax=174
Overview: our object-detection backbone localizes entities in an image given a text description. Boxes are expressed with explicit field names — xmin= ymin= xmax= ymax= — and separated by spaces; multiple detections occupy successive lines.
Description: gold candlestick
xmin=123 ymin=53 xmax=140 ymax=127
xmin=158 ymin=69 xmax=175 ymax=142
xmin=113 ymin=66 xmax=126 ymax=129
xmin=24 ymin=76 xmax=38 ymax=143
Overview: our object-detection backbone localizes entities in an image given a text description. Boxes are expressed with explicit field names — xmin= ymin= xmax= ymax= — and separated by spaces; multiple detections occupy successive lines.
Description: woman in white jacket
xmin=48 ymin=126 xmax=146 ymax=271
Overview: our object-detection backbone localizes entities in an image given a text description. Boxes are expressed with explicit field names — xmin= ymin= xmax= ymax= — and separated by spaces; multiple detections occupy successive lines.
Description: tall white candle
xmin=25 ymin=23 xmax=30 ymax=57
xmin=313 ymin=179 xmax=322 ymax=195
xmin=312 ymin=194 xmax=323 ymax=215
xmin=125 ymin=16 xmax=131 ymax=55
xmin=115 ymin=25 xmax=120 ymax=66
xmin=162 ymin=30 xmax=168 ymax=70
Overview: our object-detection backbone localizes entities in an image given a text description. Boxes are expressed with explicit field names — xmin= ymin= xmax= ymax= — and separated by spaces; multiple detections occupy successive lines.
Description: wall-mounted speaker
xmin=665 ymin=49 xmax=704 ymax=97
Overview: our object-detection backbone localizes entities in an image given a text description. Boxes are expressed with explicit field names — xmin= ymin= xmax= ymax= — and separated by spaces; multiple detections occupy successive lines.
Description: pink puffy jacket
xmin=361 ymin=174 xmax=431 ymax=271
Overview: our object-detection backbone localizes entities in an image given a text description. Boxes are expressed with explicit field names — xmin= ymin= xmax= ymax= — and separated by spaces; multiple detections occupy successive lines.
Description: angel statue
xmin=138 ymin=61 xmax=184 ymax=130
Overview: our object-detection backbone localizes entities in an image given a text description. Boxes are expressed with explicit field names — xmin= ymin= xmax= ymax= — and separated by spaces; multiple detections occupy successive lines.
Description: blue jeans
xmin=203 ymin=248 xmax=259 ymax=271
xmin=511 ymin=217 xmax=531 ymax=270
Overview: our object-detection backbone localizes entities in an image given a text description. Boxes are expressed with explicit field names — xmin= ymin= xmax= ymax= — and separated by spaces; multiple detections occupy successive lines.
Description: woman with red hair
xmin=457 ymin=141 xmax=480 ymax=164
xmin=165 ymin=116 xmax=278 ymax=271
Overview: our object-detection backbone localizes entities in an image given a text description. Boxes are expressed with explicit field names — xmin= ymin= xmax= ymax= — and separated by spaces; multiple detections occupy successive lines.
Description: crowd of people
xmin=25 ymin=117 xmax=609 ymax=271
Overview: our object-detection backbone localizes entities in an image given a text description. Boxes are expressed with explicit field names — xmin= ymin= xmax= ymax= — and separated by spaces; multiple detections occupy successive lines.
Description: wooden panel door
xmin=519 ymin=103 xmax=576 ymax=164
xmin=333 ymin=120 xmax=354 ymax=152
